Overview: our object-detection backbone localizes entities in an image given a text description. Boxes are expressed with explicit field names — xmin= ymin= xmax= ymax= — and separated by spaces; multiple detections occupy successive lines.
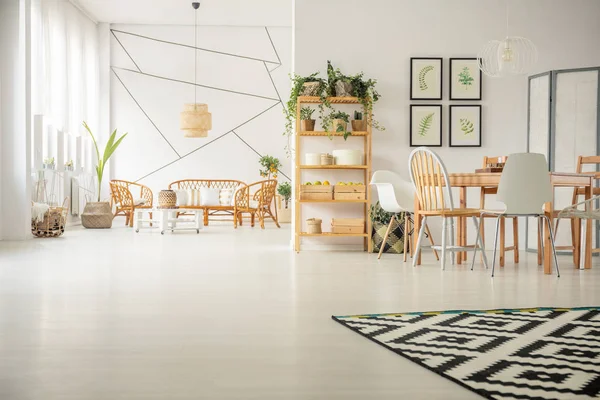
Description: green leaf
xmin=102 ymin=129 xmax=117 ymax=164
xmin=104 ymin=133 xmax=128 ymax=165
xmin=418 ymin=66 xmax=434 ymax=91
xmin=418 ymin=113 xmax=434 ymax=136
xmin=459 ymin=118 xmax=475 ymax=135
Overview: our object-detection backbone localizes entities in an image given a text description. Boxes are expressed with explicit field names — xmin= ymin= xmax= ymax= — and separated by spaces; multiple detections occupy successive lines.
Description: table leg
xmin=585 ymin=184 xmax=592 ymax=269
xmin=135 ymin=210 xmax=142 ymax=232
xmin=459 ymin=187 xmax=467 ymax=264
xmin=543 ymin=201 xmax=553 ymax=275
xmin=413 ymin=195 xmax=422 ymax=265
xmin=573 ymin=217 xmax=581 ymax=268
xmin=160 ymin=210 xmax=168 ymax=235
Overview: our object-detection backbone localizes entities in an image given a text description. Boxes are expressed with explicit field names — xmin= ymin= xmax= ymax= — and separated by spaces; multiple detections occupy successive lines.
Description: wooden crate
xmin=300 ymin=185 xmax=333 ymax=200
xmin=334 ymin=184 xmax=366 ymax=200
xmin=331 ymin=219 xmax=365 ymax=234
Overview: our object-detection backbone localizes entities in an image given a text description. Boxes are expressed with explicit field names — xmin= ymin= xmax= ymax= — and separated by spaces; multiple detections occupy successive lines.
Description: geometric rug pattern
xmin=333 ymin=307 xmax=600 ymax=399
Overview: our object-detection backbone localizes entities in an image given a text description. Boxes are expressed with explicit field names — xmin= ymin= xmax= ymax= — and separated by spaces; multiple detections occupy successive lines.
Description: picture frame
xmin=410 ymin=57 xmax=443 ymax=100
xmin=449 ymin=105 xmax=482 ymax=147
xmin=410 ymin=105 xmax=443 ymax=147
xmin=449 ymin=58 xmax=482 ymax=100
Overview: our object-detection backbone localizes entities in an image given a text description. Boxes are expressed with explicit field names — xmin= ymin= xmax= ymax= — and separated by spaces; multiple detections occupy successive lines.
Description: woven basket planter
xmin=300 ymin=119 xmax=316 ymax=131
xmin=31 ymin=206 xmax=68 ymax=238
xmin=300 ymin=82 xmax=321 ymax=97
xmin=371 ymin=219 xmax=405 ymax=254
xmin=81 ymin=202 xmax=113 ymax=229
xmin=307 ymin=218 xmax=322 ymax=234
xmin=158 ymin=190 xmax=177 ymax=208
xmin=334 ymin=81 xmax=353 ymax=97
xmin=352 ymin=119 xmax=367 ymax=131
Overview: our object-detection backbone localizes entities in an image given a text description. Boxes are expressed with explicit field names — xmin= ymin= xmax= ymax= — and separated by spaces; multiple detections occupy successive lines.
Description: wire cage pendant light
xmin=477 ymin=1 xmax=538 ymax=78
xmin=180 ymin=1 xmax=212 ymax=138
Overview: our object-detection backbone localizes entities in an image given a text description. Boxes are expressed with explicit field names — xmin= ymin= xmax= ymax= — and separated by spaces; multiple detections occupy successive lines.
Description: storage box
xmin=333 ymin=184 xmax=366 ymax=200
xmin=300 ymin=185 xmax=333 ymax=201
xmin=332 ymin=149 xmax=363 ymax=165
xmin=331 ymin=218 xmax=365 ymax=234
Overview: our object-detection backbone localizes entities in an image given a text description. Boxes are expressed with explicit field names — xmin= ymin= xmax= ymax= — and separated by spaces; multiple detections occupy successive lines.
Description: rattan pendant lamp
xmin=477 ymin=0 xmax=538 ymax=78
xmin=180 ymin=1 xmax=212 ymax=138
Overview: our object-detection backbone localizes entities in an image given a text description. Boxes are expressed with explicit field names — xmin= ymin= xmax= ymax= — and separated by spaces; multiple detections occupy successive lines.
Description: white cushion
xmin=248 ymin=200 xmax=260 ymax=209
xmin=186 ymin=189 xmax=201 ymax=206
xmin=174 ymin=190 xmax=188 ymax=206
xmin=219 ymin=188 xmax=235 ymax=206
xmin=200 ymin=187 xmax=221 ymax=206
xmin=133 ymin=198 xmax=146 ymax=206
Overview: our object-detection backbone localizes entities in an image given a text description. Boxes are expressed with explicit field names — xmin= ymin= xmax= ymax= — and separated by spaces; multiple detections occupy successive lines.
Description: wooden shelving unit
xmin=294 ymin=96 xmax=372 ymax=252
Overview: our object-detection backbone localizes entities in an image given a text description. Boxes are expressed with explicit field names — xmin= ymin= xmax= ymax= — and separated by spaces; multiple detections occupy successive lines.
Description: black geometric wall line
xmin=112 ymin=67 xmax=181 ymax=158
xmin=111 ymin=30 xmax=142 ymax=73
xmin=263 ymin=61 xmax=284 ymax=107
xmin=264 ymin=27 xmax=282 ymax=65
xmin=111 ymin=29 xmax=280 ymax=65
xmin=232 ymin=130 xmax=291 ymax=182
xmin=113 ymin=66 xmax=280 ymax=102
xmin=134 ymin=101 xmax=282 ymax=183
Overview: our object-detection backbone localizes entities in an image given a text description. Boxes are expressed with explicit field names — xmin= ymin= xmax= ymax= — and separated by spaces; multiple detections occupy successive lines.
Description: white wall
xmin=295 ymin=0 xmax=600 ymax=247
xmin=110 ymin=24 xmax=291 ymax=191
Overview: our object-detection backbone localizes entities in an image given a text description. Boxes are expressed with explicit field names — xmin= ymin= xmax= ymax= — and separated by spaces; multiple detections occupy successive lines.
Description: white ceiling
xmin=73 ymin=0 xmax=292 ymax=27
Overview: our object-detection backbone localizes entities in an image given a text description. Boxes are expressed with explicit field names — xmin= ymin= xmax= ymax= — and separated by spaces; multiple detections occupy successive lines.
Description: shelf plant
xmin=323 ymin=111 xmax=351 ymax=140
xmin=43 ymin=157 xmax=55 ymax=170
xmin=277 ymin=182 xmax=291 ymax=209
xmin=300 ymin=106 xmax=316 ymax=132
xmin=259 ymin=155 xmax=281 ymax=179
xmin=284 ymin=73 xmax=328 ymax=156
xmin=352 ymin=111 xmax=367 ymax=132
xmin=327 ymin=60 xmax=353 ymax=97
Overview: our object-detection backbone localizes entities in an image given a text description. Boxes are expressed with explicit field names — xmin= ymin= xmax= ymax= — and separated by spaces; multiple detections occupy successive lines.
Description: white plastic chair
xmin=485 ymin=153 xmax=560 ymax=277
xmin=408 ymin=147 xmax=488 ymax=271
xmin=370 ymin=170 xmax=439 ymax=261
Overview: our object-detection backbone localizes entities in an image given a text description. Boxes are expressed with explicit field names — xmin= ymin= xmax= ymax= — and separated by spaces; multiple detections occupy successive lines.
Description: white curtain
xmin=32 ymin=0 xmax=98 ymax=136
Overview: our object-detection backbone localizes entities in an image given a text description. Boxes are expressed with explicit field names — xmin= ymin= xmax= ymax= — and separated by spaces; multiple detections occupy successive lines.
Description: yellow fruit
xmin=314 ymin=181 xmax=322 ymax=185
xmin=323 ymin=180 xmax=330 ymax=186
xmin=305 ymin=182 xmax=312 ymax=185
xmin=338 ymin=182 xmax=346 ymax=185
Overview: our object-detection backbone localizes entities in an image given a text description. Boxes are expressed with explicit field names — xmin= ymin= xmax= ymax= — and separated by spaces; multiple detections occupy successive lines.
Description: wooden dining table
xmin=412 ymin=172 xmax=594 ymax=274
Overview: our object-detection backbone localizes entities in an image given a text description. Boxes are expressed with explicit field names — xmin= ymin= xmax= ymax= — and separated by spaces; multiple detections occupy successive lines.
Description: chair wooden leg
xmin=378 ymin=216 xmax=395 ymax=260
xmin=403 ymin=216 xmax=409 ymax=262
xmin=425 ymin=224 xmax=440 ymax=261
xmin=149 ymin=212 xmax=153 ymax=228
xmin=204 ymin=209 xmax=209 ymax=226
xmin=251 ymin=213 xmax=255 ymax=227
xmin=409 ymin=217 xmax=414 ymax=258
xmin=499 ymin=217 xmax=506 ymax=267
xmin=513 ymin=217 xmax=519 ymax=263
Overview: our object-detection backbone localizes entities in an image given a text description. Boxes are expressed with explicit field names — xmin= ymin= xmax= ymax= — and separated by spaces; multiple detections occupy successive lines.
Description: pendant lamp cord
xmin=194 ymin=5 xmax=198 ymax=109
xmin=505 ymin=0 xmax=509 ymax=38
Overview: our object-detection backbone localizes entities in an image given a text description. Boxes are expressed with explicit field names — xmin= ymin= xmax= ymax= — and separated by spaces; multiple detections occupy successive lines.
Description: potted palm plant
xmin=276 ymin=182 xmax=291 ymax=223
xmin=81 ymin=121 xmax=128 ymax=229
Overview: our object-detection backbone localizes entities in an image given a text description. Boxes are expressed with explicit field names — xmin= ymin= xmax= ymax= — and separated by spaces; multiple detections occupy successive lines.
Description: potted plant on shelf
xmin=43 ymin=157 xmax=55 ymax=170
xmin=323 ymin=111 xmax=351 ymax=140
xmin=370 ymin=201 xmax=405 ymax=254
xmin=352 ymin=111 xmax=367 ymax=132
xmin=259 ymin=155 xmax=281 ymax=180
xmin=285 ymin=73 xmax=328 ymax=156
xmin=81 ymin=121 xmax=128 ymax=229
xmin=327 ymin=60 xmax=353 ymax=97
xmin=348 ymin=71 xmax=385 ymax=131
xmin=300 ymin=106 xmax=316 ymax=132
xmin=276 ymin=182 xmax=291 ymax=223
xmin=65 ymin=160 xmax=74 ymax=172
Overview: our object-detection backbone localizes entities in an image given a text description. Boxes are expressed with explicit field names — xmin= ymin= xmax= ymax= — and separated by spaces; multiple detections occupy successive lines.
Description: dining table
xmin=412 ymin=172 xmax=594 ymax=274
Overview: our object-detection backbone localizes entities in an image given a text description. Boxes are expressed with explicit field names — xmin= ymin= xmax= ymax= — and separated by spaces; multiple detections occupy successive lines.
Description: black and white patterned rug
xmin=333 ymin=307 xmax=600 ymax=399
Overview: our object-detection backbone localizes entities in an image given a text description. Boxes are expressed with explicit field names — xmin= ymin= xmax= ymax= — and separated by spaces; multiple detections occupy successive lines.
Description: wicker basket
xmin=159 ymin=190 xmax=177 ymax=208
xmin=31 ymin=198 xmax=69 ymax=238
xmin=307 ymin=218 xmax=322 ymax=234
xmin=81 ymin=202 xmax=113 ymax=229
xmin=300 ymin=82 xmax=321 ymax=96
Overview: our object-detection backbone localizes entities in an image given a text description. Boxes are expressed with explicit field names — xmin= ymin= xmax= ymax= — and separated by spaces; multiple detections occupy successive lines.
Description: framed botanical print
xmin=410 ymin=57 xmax=443 ymax=100
xmin=449 ymin=105 xmax=482 ymax=147
xmin=410 ymin=105 xmax=442 ymax=147
xmin=449 ymin=58 xmax=482 ymax=100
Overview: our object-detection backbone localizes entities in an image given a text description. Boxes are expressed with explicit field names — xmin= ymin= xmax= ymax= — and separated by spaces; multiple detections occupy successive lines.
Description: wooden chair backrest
xmin=169 ymin=179 xmax=245 ymax=191
xmin=409 ymin=147 xmax=453 ymax=211
xmin=576 ymin=156 xmax=600 ymax=178
xmin=482 ymin=155 xmax=508 ymax=169
xmin=234 ymin=179 xmax=278 ymax=209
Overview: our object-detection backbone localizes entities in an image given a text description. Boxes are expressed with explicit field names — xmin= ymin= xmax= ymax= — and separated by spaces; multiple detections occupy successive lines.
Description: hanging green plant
xmin=284 ymin=73 xmax=328 ymax=157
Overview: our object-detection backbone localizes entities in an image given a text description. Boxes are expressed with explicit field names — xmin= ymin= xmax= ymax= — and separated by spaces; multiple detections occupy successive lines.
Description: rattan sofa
xmin=168 ymin=179 xmax=245 ymax=226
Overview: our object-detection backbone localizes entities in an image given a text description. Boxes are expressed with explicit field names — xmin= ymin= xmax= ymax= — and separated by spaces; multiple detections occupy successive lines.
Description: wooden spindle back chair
xmin=233 ymin=179 xmax=280 ymax=229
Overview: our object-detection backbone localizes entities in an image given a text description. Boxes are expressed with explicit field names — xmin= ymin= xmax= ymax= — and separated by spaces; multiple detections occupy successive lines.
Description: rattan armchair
xmin=233 ymin=179 xmax=280 ymax=229
xmin=110 ymin=180 xmax=153 ymax=227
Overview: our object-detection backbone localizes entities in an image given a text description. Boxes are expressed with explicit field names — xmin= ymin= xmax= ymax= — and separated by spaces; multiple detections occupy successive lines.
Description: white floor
xmin=0 ymin=221 xmax=598 ymax=400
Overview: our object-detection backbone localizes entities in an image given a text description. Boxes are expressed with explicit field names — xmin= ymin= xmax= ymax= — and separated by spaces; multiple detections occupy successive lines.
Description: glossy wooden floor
xmin=0 ymin=223 xmax=598 ymax=399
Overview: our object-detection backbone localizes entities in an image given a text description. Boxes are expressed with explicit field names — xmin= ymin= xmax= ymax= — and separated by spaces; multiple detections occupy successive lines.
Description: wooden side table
xmin=135 ymin=208 xmax=203 ymax=234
